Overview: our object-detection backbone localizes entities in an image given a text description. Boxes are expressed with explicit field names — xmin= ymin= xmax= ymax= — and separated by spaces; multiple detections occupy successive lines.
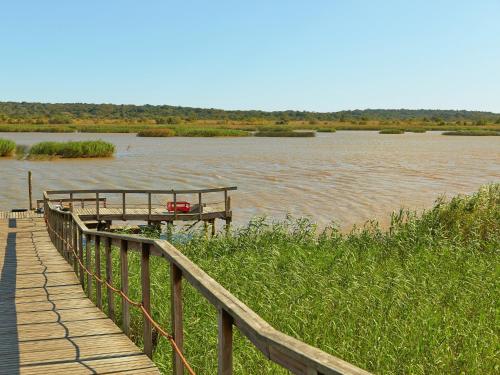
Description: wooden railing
xmin=44 ymin=187 xmax=236 ymax=222
xmin=43 ymin=190 xmax=369 ymax=375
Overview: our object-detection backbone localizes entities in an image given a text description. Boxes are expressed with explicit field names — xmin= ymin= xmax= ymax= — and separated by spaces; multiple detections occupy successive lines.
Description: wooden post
xmin=122 ymin=192 xmax=126 ymax=220
xmin=120 ymin=239 xmax=129 ymax=335
xmin=148 ymin=192 xmax=152 ymax=221
xmin=28 ymin=171 xmax=33 ymax=210
xmin=69 ymin=193 xmax=74 ymax=212
xmin=141 ymin=243 xmax=152 ymax=358
xmin=170 ymin=263 xmax=184 ymax=374
xmin=218 ymin=309 xmax=233 ymax=375
xmin=86 ymin=234 xmax=92 ymax=298
xmin=95 ymin=235 xmax=102 ymax=309
xmin=211 ymin=219 xmax=216 ymax=237
xmin=105 ymin=237 xmax=115 ymax=322
xmin=72 ymin=219 xmax=78 ymax=275
xmin=79 ymin=229 xmax=85 ymax=287
xmin=96 ymin=192 xmax=100 ymax=221
xmin=198 ymin=192 xmax=203 ymax=220
xmin=224 ymin=189 xmax=228 ymax=216
xmin=173 ymin=192 xmax=177 ymax=220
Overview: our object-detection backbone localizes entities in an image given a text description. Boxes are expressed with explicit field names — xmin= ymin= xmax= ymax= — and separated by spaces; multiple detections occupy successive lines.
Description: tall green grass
xmin=29 ymin=140 xmax=115 ymax=158
xmin=86 ymin=185 xmax=499 ymax=374
xmin=0 ymin=138 xmax=16 ymax=156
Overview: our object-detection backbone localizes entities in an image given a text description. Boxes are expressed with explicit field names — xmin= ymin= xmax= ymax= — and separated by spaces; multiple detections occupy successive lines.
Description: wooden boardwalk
xmin=0 ymin=216 xmax=160 ymax=374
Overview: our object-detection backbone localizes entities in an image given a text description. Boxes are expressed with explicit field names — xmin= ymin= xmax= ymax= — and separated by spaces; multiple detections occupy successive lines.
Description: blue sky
xmin=1 ymin=1 xmax=499 ymax=112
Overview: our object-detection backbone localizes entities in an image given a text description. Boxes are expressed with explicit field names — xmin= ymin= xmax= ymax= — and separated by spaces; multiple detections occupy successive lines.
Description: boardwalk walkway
xmin=0 ymin=215 xmax=160 ymax=374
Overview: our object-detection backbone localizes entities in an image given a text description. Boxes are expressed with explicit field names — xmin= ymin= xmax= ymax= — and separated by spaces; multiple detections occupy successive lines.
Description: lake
xmin=0 ymin=131 xmax=498 ymax=229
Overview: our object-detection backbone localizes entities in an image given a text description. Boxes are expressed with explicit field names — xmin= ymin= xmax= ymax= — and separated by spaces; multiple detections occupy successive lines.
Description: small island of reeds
xmin=29 ymin=140 xmax=115 ymax=158
xmin=316 ymin=128 xmax=337 ymax=133
xmin=379 ymin=128 xmax=405 ymax=134
xmin=442 ymin=130 xmax=499 ymax=136
xmin=137 ymin=128 xmax=175 ymax=137
xmin=254 ymin=130 xmax=315 ymax=137
xmin=0 ymin=138 xmax=16 ymax=156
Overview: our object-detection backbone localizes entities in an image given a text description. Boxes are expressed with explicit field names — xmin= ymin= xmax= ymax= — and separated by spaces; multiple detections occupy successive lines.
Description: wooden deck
xmin=0 ymin=216 xmax=160 ymax=374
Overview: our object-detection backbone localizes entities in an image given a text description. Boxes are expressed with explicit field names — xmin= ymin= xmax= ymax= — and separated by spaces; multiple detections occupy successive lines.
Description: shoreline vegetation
xmin=1 ymin=140 xmax=115 ymax=158
xmin=106 ymin=185 xmax=499 ymax=374
xmin=0 ymin=101 xmax=499 ymax=137
xmin=0 ymin=138 xmax=15 ymax=156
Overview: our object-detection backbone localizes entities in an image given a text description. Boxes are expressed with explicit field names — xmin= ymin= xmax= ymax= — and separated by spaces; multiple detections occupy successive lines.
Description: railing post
xmin=122 ymin=192 xmax=126 ymax=220
xmin=86 ymin=234 xmax=92 ymax=298
xmin=173 ymin=192 xmax=177 ymax=220
xmin=79 ymin=229 xmax=85 ymax=287
xmin=218 ymin=309 xmax=233 ymax=375
xmin=141 ymin=243 xmax=152 ymax=358
xmin=95 ymin=235 xmax=102 ymax=309
xmin=96 ymin=192 xmax=100 ymax=221
xmin=198 ymin=192 xmax=203 ymax=220
xmin=69 ymin=192 xmax=73 ymax=212
xmin=170 ymin=263 xmax=184 ymax=374
xmin=120 ymin=239 xmax=130 ymax=335
xmin=224 ymin=189 xmax=228 ymax=216
xmin=72 ymin=218 xmax=78 ymax=275
xmin=105 ymin=237 xmax=115 ymax=322
xmin=148 ymin=192 xmax=152 ymax=222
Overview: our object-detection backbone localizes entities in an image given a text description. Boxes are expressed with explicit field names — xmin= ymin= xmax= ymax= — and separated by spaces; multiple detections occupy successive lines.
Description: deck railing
xmin=43 ymin=190 xmax=369 ymax=375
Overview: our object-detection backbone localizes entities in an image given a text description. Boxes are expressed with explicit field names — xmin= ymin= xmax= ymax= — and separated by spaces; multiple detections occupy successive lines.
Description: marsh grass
xmin=0 ymin=138 xmax=15 ymax=156
xmin=171 ymin=127 xmax=249 ymax=137
xmin=442 ymin=130 xmax=499 ymax=136
xmin=82 ymin=185 xmax=499 ymax=374
xmin=254 ymin=130 xmax=315 ymax=137
xmin=29 ymin=140 xmax=115 ymax=158
xmin=379 ymin=128 xmax=405 ymax=134
xmin=137 ymin=128 xmax=176 ymax=137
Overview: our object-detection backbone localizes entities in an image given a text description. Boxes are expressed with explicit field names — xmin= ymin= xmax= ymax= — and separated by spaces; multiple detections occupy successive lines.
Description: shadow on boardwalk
xmin=0 ymin=219 xmax=20 ymax=375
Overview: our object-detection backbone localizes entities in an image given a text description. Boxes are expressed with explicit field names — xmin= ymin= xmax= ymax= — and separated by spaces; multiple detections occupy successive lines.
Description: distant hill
xmin=0 ymin=101 xmax=499 ymax=123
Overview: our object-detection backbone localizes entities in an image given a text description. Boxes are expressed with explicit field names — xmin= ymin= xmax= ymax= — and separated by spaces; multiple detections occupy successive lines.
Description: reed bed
xmin=316 ymin=128 xmax=336 ymax=132
xmin=137 ymin=128 xmax=176 ymax=137
xmin=86 ymin=185 xmax=498 ymax=374
xmin=254 ymin=130 xmax=315 ymax=137
xmin=442 ymin=130 xmax=499 ymax=136
xmin=379 ymin=128 xmax=405 ymax=134
xmin=29 ymin=140 xmax=115 ymax=158
xmin=0 ymin=138 xmax=16 ymax=156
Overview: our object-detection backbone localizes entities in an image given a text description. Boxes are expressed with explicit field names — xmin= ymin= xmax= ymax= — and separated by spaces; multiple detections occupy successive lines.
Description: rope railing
xmin=45 ymin=218 xmax=196 ymax=375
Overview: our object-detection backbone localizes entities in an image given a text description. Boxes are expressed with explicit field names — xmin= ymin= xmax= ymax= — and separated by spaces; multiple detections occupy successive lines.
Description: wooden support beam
xmin=170 ymin=263 xmax=184 ymax=375
xmin=95 ymin=235 xmax=102 ymax=309
xmin=120 ymin=239 xmax=129 ymax=335
xmin=78 ymin=229 xmax=84 ymax=287
xmin=105 ymin=237 xmax=115 ymax=322
xmin=141 ymin=243 xmax=152 ymax=358
xmin=218 ymin=309 xmax=233 ymax=375
xmin=86 ymin=234 xmax=92 ymax=298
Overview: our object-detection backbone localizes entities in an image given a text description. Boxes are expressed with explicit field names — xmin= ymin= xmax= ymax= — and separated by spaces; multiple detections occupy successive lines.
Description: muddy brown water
xmin=0 ymin=131 xmax=498 ymax=229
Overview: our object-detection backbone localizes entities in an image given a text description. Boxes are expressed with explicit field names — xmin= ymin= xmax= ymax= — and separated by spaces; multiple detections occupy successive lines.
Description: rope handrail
xmin=45 ymin=219 xmax=196 ymax=375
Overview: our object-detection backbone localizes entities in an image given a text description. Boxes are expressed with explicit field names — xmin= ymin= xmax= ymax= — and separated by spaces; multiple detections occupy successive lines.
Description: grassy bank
xmin=0 ymin=138 xmax=16 ymax=156
xmin=2 ymin=119 xmax=500 ymax=135
xmin=88 ymin=185 xmax=499 ymax=374
xmin=29 ymin=140 xmax=115 ymax=158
